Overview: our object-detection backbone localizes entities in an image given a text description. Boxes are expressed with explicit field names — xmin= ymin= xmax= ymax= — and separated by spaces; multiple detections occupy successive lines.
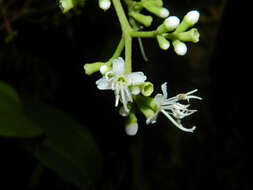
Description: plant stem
xmin=125 ymin=35 xmax=132 ymax=73
xmin=112 ymin=0 xmax=133 ymax=74
xmin=130 ymin=30 xmax=157 ymax=38
xmin=109 ymin=38 xmax=125 ymax=62
xmin=112 ymin=0 xmax=132 ymax=33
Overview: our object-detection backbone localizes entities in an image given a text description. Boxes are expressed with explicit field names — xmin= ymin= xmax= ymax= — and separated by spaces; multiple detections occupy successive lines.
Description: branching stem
xmin=111 ymin=0 xmax=133 ymax=74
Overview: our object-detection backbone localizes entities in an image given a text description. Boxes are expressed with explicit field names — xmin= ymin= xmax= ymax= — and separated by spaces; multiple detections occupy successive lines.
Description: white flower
xmin=96 ymin=57 xmax=147 ymax=112
xmin=147 ymin=82 xmax=202 ymax=133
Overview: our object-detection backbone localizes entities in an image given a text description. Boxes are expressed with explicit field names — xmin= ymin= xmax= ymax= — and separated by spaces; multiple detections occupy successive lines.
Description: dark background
xmin=0 ymin=0 xmax=249 ymax=190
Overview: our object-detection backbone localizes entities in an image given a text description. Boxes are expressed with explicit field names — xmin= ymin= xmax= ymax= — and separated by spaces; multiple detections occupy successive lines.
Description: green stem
xmin=125 ymin=35 xmax=132 ymax=73
xmin=130 ymin=30 xmax=157 ymax=38
xmin=112 ymin=0 xmax=132 ymax=32
xmin=109 ymin=38 xmax=125 ymax=63
xmin=112 ymin=0 xmax=133 ymax=74
xmin=163 ymin=33 xmax=177 ymax=40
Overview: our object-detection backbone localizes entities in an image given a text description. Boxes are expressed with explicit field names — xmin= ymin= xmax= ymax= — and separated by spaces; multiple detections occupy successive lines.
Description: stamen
xmin=161 ymin=109 xmax=196 ymax=132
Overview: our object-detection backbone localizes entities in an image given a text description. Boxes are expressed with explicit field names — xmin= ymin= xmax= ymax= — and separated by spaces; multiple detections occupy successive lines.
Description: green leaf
xmin=35 ymin=141 xmax=87 ymax=188
xmin=59 ymin=0 xmax=86 ymax=13
xmin=0 ymin=81 xmax=20 ymax=103
xmin=25 ymin=102 xmax=101 ymax=188
xmin=0 ymin=81 xmax=43 ymax=137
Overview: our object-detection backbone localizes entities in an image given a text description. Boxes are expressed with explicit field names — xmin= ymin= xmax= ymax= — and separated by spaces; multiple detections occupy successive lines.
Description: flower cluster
xmin=81 ymin=0 xmax=202 ymax=136
xmin=155 ymin=10 xmax=200 ymax=55
xmin=92 ymin=57 xmax=201 ymax=135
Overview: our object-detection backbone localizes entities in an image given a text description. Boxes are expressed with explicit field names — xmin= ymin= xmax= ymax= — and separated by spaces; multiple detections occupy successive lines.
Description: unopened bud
xmin=157 ymin=35 xmax=170 ymax=50
xmin=172 ymin=40 xmax=187 ymax=56
xmin=99 ymin=0 xmax=111 ymax=11
xmin=59 ymin=0 xmax=74 ymax=13
xmin=164 ymin=16 xmax=180 ymax=31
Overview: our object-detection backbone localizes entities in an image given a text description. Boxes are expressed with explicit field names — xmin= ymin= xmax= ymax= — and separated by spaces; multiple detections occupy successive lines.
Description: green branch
xmin=130 ymin=30 xmax=157 ymax=38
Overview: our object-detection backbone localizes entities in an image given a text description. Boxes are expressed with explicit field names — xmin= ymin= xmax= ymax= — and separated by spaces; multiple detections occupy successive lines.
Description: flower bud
xmin=99 ymin=65 xmax=111 ymax=75
xmin=125 ymin=123 xmax=138 ymax=136
xmin=185 ymin=10 xmax=200 ymax=25
xmin=84 ymin=62 xmax=104 ymax=75
xmin=146 ymin=0 xmax=163 ymax=7
xmin=157 ymin=35 xmax=170 ymax=50
xmin=125 ymin=112 xmax=138 ymax=136
xmin=143 ymin=2 xmax=169 ymax=18
xmin=175 ymin=10 xmax=200 ymax=33
xmin=172 ymin=40 xmax=187 ymax=56
xmin=164 ymin=16 xmax=180 ymax=31
xmin=129 ymin=12 xmax=153 ymax=27
xmin=99 ymin=0 xmax=111 ymax=11
xmin=59 ymin=0 xmax=74 ymax=13
xmin=176 ymin=28 xmax=200 ymax=43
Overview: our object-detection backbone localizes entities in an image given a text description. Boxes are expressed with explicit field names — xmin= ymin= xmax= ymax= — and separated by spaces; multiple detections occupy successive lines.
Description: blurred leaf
xmin=0 ymin=81 xmax=43 ymax=137
xmin=0 ymin=81 xmax=20 ymax=103
xmin=25 ymin=102 xmax=101 ymax=188
xmin=35 ymin=142 xmax=87 ymax=188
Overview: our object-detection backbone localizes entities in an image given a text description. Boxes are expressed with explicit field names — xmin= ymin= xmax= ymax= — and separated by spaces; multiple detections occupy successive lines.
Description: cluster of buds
xmin=156 ymin=10 xmax=200 ymax=55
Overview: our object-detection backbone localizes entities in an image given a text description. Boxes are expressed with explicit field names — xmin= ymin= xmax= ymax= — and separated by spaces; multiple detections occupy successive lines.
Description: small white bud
xmin=125 ymin=123 xmax=138 ymax=136
xmin=173 ymin=41 xmax=187 ymax=56
xmin=99 ymin=65 xmax=110 ymax=74
xmin=185 ymin=10 xmax=200 ymax=25
xmin=157 ymin=35 xmax=170 ymax=50
xmin=162 ymin=43 xmax=169 ymax=50
xmin=99 ymin=0 xmax=111 ymax=11
xmin=164 ymin=16 xmax=180 ymax=31
xmin=160 ymin=8 xmax=169 ymax=18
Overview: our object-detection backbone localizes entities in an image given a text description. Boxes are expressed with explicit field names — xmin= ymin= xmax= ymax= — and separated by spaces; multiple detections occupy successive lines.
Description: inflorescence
xmin=79 ymin=0 xmax=202 ymax=135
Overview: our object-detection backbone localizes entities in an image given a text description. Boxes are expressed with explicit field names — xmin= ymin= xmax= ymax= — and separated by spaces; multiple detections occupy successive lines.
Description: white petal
xmin=124 ymin=86 xmax=133 ymax=103
xmin=161 ymin=109 xmax=196 ymax=133
xmin=112 ymin=57 xmax=125 ymax=75
xmin=161 ymin=82 xmax=168 ymax=98
xmin=114 ymin=85 xmax=120 ymax=107
xmin=120 ymin=87 xmax=129 ymax=112
xmin=96 ymin=78 xmax=112 ymax=90
xmin=154 ymin=94 xmax=165 ymax=107
xmin=126 ymin=72 xmax=147 ymax=85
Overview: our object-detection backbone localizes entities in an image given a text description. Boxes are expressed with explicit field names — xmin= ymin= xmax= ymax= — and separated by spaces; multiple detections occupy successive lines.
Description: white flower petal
xmin=161 ymin=110 xmax=196 ymax=133
xmin=124 ymin=86 xmax=133 ymax=103
xmin=96 ymin=78 xmax=112 ymax=90
xmin=161 ymin=82 xmax=168 ymax=98
xmin=126 ymin=72 xmax=147 ymax=85
xmin=112 ymin=57 xmax=125 ymax=75
xmin=154 ymin=94 xmax=165 ymax=107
